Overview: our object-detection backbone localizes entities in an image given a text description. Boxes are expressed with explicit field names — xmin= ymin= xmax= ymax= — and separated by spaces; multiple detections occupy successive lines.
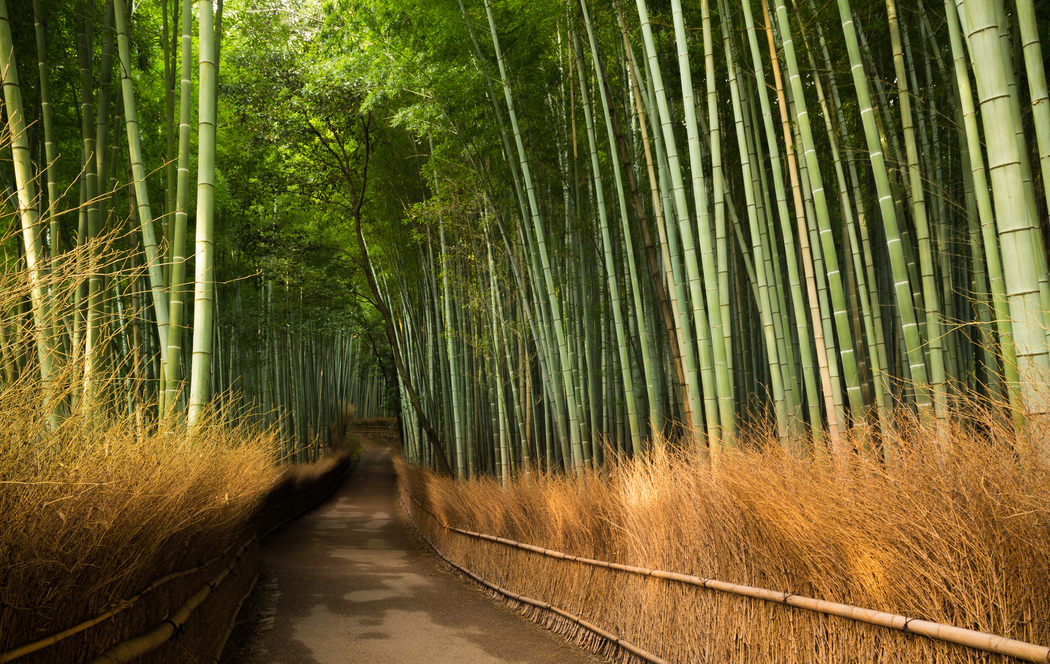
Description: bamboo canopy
xmin=2 ymin=0 xmax=1050 ymax=472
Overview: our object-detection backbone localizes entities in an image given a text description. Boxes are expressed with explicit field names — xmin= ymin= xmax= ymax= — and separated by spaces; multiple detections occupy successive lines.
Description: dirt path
xmin=222 ymin=445 xmax=603 ymax=664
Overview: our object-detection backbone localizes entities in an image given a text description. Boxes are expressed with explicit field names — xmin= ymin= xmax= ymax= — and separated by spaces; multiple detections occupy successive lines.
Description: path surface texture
xmin=238 ymin=446 xmax=602 ymax=664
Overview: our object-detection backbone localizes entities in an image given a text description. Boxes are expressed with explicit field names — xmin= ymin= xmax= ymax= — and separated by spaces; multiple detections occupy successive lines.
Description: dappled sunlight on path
xmin=224 ymin=446 xmax=601 ymax=664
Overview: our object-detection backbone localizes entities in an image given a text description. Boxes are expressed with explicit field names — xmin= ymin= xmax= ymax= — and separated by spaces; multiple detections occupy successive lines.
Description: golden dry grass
xmin=0 ymin=224 xmax=281 ymax=660
xmin=399 ymin=412 xmax=1050 ymax=663
xmin=0 ymin=369 xmax=278 ymax=662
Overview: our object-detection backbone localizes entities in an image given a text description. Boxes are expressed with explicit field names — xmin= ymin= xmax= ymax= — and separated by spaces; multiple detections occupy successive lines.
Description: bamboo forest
xmin=2 ymin=0 xmax=1050 ymax=662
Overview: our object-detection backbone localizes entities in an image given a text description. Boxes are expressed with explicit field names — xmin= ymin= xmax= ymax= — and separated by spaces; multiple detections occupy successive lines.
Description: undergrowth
xmin=0 ymin=222 xmax=364 ymax=661
xmin=400 ymin=408 xmax=1050 ymax=663
xmin=0 ymin=368 xmax=278 ymax=662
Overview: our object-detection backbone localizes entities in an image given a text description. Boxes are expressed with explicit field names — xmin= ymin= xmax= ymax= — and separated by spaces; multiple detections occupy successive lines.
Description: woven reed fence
xmin=397 ymin=454 xmax=1050 ymax=664
xmin=1 ymin=449 xmax=359 ymax=664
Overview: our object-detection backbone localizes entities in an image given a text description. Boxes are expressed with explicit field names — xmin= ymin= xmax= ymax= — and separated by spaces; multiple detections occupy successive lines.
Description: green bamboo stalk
xmin=113 ymin=0 xmax=170 ymax=373
xmin=993 ymin=0 xmax=1050 ymax=357
xmin=93 ymin=2 xmax=117 ymax=406
xmin=633 ymin=0 xmax=706 ymax=445
xmin=483 ymin=0 xmax=585 ymax=473
xmin=0 ymin=0 xmax=58 ymax=426
xmin=494 ymin=209 xmax=562 ymax=469
xmin=741 ymin=84 xmax=800 ymax=430
xmin=768 ymin=0 xmax=865 ymax=430
xmin=489 ymin=233 xmax=531 ymax=473
xmin=188 ymin=0 xmax=219 ymax=426
xmin=30 ymin=0 xmax=64 ymax=419
xmin=962 ymin=0 xmax=1050 ymax=421
xmin=733 ymin=0 xmax=828 ymax=444
xmin=945 ymin=0 xmax=1013 ymax=404
xmin=1016 ymin=0 xmax=1050 ymax=217
xmin=575 ymin=3 xmax=647 ymax=454
xmin=578 ymin=225 xmax=603 ymax=454
xmin=76 ymin=1 xmax=104 ymax=404
xmin=788 ymin=93 xmax=848 ymax=442
xmin=739 ymin=1 xmax=802 ymax=445
xmin=669 ymin=0 xmax=733 ymax=451
xmin=910 ymin=9 xmax=959 ymax=392
xmin=440 ymin=219 xmax=467 ymax=475
xmin=808 ymin=9 xmax=894 ymax=427
xmin=95 ymin=2 xmax=116 ymax=223
xmin=615 ymin=1 xmax=693 ymax=429
xmin=163 ymin=0 xmax=177 ymax=245
xmin=488 ymin=246 xmax=512 ymax=483
xmin=704 ymin=0 xmax=740 ymax=430
xmin=572 ymin=236 xmax=595 ymax=466
xmin=162 ymin=0 xmax=194 ymax=418
xmin=836 ymin=0 xmax=931 ymax=414
xmin=853 ymin=15 xmax=927 ymax=373
xmin=886 ymin=0 xmax=947 ymax=424
xmin=127 ymin=205 xmax=146 ymax=435
xmin=32 ymin=0 xmax=59 ymax=257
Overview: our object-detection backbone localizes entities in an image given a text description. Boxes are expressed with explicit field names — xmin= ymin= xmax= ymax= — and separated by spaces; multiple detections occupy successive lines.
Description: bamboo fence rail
xmin=0 ymin=541 xmax=246 ymax=663
xmin=86 ymin=537 xmax=256 ymax=664
xmin=210 ymin=573 xmax=260 ymax=663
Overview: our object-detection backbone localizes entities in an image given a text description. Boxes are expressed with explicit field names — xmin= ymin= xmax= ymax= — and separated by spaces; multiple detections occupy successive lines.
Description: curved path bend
xmin=225 ymin=445 xmax=602 ymax=664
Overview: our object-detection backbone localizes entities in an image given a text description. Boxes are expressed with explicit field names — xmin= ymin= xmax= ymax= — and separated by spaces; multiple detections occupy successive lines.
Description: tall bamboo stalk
xmin=188 ymin=0 xmax=219 ymax=425
xmin=114 ymin=0 xmax=170 ymax=374
xmin=483 ymin=0 xmax=586 ymax=473
xmin=0 ymin=0 xmax=58 ymax=427
xmin=572 ymin=12 xmax=642 ymax=455
xmin=962 ymin=0 xmax=1050 ymax=424
xmin=163 ymin=0 xmax=195 ymax=418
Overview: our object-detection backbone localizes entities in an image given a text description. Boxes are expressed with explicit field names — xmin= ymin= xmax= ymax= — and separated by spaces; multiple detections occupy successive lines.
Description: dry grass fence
xmin=0 ymin=376 xmax=361 ymax=664
xmin=398 ymin=412 xmax=1050 ymax=664
xmin=0 ymin=216 xmax=365 ymax=663
xmin=0 ymin=388 xmax=273 ymax=662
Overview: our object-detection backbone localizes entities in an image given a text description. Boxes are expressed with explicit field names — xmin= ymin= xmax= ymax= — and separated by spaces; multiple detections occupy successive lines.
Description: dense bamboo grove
xmin=3 ymin=1 xmax=1048 ymax=659
xmin=3 ymin=1 xmax=1050 ymax=474
xmin=373 ymin=0 xmax=1050 ymax=478
xmin=0 ymin=0 xmax=380 ymax=459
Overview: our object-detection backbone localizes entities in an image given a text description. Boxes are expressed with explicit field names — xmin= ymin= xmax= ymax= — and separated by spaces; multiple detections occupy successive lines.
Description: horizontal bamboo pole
xmin=402 ymin=499 xmax=668 ymax=664
xmin=92 ymin=449 xmax=357 ymax=663
xmin=0 ymin=542 xmax=242 ymax=663
xmin=87 ymin=536 xmax=256 ymax=664
xmin=408 ymin=494 xmax=1050 ymax=663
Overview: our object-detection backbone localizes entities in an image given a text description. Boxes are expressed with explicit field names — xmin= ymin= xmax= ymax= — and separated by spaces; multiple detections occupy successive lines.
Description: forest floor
xmin=219 ymin=435 xmax=603 ymax=664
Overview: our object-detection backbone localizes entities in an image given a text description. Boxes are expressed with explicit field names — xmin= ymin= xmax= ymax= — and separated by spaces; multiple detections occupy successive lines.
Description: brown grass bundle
xmin=399 ymin=411 xmax=1050 ymax=663
xmin=0 ymin=370 xmax=278 ymax=663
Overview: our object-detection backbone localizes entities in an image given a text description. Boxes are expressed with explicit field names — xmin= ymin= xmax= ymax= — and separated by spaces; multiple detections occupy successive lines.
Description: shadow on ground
xmin=220 ymin=436 xmax=604 ymax=664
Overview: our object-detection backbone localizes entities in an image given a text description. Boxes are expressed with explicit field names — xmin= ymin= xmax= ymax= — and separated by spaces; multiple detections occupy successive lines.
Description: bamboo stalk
xmin=188 ymin=0 xmax=219 ymax=426
xmin=0 ymin=0 xmax=59 ymax=427
xmin=113 ymin=0 xmax=170 ymax=376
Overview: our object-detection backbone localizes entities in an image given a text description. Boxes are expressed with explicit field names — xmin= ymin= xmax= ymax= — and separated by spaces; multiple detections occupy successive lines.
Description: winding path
xmin=225 ymin=445 xmax=601 ymax=664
